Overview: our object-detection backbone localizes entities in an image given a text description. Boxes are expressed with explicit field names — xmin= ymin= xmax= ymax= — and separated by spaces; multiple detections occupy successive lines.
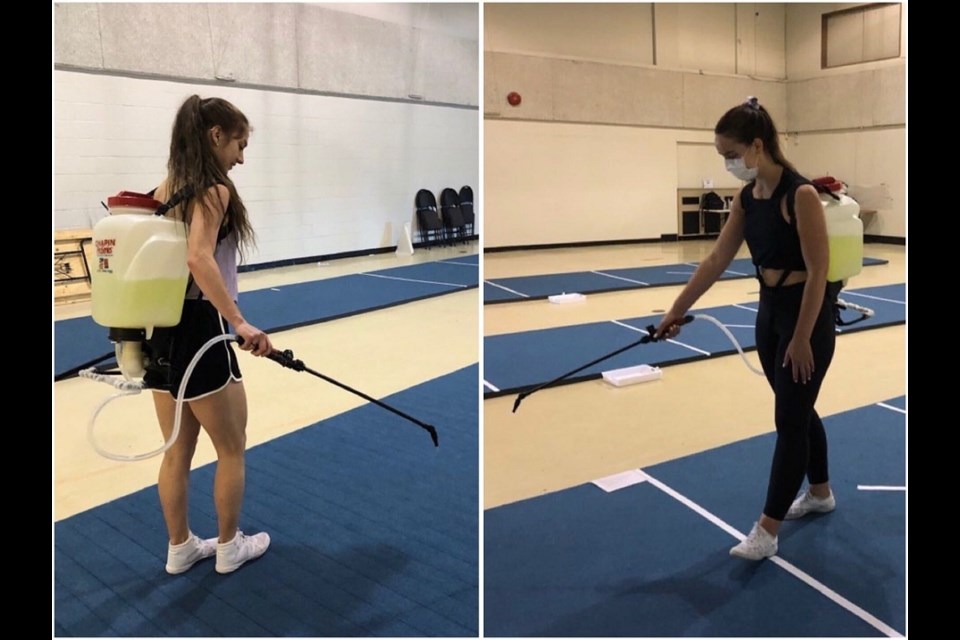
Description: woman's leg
xmin=187 ymin=380 xmax=249 ymax=543
xmin=152 ymin=391 xmax=203 ymax=545
xmin=189 ymin=379 xmax=270 ymax=573
xmin=762 ymin=295 xmax=836 ymax=533
xmin=753 ymin=290 xmax=790 ymax=539
xmin=754 ymin=290 xmax=779 ymax=390
xmin=733 ymin=288 xmax=835 ymax=559
xmin=806 ymin=410 xmax=832 ymax=497
xmin=730 ymin=291 xmax=785 ymax=558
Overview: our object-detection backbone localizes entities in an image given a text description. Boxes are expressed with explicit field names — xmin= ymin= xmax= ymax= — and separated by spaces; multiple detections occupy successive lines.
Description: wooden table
xmin=54 ymin=229 xmax=95 ymax=304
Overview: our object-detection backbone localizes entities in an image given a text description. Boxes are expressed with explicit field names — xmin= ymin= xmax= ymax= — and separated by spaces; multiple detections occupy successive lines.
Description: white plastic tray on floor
xmin=602 ymin=364 xmax=663 ymax=387
xmin=548 ymin=293 xmax=586 ymax=304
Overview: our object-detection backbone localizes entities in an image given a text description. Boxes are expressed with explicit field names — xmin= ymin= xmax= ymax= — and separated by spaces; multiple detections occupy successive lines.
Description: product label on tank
xmin=96 ymin=238 xmax=116 ymax=272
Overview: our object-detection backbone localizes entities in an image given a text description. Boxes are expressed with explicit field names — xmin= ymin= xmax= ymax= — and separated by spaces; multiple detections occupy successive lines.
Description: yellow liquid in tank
xmin=827 ymin=234 xmax=863 ymax=282
xmin=92 ymin=277 xmax=188 ymax=329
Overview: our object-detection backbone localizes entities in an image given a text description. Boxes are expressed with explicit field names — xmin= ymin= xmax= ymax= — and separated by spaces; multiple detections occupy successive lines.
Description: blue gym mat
xmin=55 ymin=255 xmax=478 ymax=379
xmin=55 ymin=364 xmax=479 ymax=637
xmin=484 ymin=397 xmax=906 ymax=636
xmin=484 ymin=256 xmax=889 ymax=303
xmin=484 ymin=283 xmax=905 ymax=398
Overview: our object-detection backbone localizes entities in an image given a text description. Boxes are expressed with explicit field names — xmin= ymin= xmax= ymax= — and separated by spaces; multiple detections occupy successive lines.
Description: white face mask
xmin=725 ymin=157 xmax=758 ymax=181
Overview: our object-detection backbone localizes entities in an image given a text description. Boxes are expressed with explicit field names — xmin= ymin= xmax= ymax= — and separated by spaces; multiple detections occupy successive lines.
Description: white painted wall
xmin=54 ymin=3 xmax=479 ymax=263
xmin=785 ymin=3 xmax=904 ymax=130
xmin=733 ymin=3 xmax=788 ymax=78
xmin=55 ymin=3 xmax=478 ymax=106
xmin=786 ymin=3 xmax=906 ymax=81
xmin=655 ymin=3 xmax=739 ymax=75
xmin=485 ymin=2 xmax=786 ymax=78
xmin=783 ymin=3 xmax=906 ymax=238
xmin=484 ymin=3 xmax=905 ymax=246
xmin=785 ymin=128 xmax=906 ymax=238
xmin=55 ymin=71 xmax=478 ymax=264
xmin=485 ymin=51 xmax=785 ymax=128
xmin=485 ymin=3 xmax=656 ymax=66
xmin=485 ymin=120 xmax=735 ymax=247
xmin=315 ymin=3 xmax=479 ymax=40
xmin=677 ymin=142 xmax=744 ymax=190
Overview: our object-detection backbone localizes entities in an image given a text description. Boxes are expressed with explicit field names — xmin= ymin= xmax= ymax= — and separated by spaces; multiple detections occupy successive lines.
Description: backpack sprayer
xmin=813 ymin=178 xmax=876 ymax=328
xmin=79 ymin=191 xmax=438 ymax=461
xmin=512 ymin=188 xmax=875 ymax=411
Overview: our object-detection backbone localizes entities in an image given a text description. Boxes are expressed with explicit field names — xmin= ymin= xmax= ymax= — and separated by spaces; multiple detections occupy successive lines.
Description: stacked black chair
xmin=459 ymin=185 xmax=475 ymax=238
xmin=440 ymin=187 xmax=466 ymax=245
xmin=415 ymin=189 xmax=444 ymax=248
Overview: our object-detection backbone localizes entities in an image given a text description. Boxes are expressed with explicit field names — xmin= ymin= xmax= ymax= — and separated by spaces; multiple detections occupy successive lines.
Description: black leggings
xmin=755 ymin=282 xmax=836 ymax=521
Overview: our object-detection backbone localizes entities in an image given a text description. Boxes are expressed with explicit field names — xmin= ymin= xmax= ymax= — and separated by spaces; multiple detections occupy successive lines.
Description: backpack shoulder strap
xmin=785 ymin=172 xmax=841 ymax=224
xmin=154 ymin=185 xmax=196 ymax=217
xmin=148 ymin=184 xmax=204 ymax=298
xmin=738 ymin=182 xmax=754 ymax=209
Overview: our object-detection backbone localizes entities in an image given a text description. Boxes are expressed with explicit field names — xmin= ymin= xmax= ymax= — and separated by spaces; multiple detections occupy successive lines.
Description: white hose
xmin=836 ymin=298 xmax=875 ymax=318
xmin=691 ymin=296 xmax=874 ymax=374
xmin=78 ymin=369 xmax=145 ymax=391
xmin=85 ymin=333 xmax=238 ymax=462
xmin=691 ymin=313 xmax=765 ymax=376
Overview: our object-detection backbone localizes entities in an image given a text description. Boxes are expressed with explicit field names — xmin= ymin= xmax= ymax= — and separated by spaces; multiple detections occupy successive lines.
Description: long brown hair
xmin=166 ymin=95 xmax=255 ymax=256
xmin=715 ymin=97 xmax=797 ymax=174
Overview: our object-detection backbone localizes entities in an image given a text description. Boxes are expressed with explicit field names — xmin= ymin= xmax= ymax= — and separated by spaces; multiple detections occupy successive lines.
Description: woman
xmin=148 ymin=95 xmax=273 ymax=574
xmin=656 ymin=97 xmax=837 ymax=560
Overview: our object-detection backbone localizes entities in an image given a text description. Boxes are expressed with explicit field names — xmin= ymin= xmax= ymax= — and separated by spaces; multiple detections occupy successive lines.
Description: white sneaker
xmin=730 ymin=522 xmax=778 ymax=560
xmin=785 ymin=490 xmax=836 ymax=520
xmin=215 ymin=530 xmax=270 ymax=574
xmin=166 ymin=533 xmax=217 ymax=574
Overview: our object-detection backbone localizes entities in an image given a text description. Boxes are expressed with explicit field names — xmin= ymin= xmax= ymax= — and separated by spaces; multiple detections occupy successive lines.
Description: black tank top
xmin=740 ymin=169 xmax=809 ymax=272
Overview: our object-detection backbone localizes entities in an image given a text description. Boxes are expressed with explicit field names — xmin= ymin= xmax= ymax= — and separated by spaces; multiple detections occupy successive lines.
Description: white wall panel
xmin=55 ymin=3 xmax=478 ymax=106
xmin=55 ymin=72 xmax=478 ymax=264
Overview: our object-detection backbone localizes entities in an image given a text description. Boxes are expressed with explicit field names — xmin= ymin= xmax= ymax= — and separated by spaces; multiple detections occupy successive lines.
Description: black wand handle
xmin=511 ymin=315 xmax=695 ymax=413
xmin=240 ymin=339 xmax=439 ymax=447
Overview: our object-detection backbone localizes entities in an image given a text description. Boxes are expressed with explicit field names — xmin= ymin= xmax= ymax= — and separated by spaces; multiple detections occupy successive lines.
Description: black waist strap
xmin=756 ymin=265 xmax=794 ymax=289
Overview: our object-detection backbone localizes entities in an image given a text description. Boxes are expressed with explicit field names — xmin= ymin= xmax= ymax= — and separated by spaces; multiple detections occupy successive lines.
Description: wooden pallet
xmin=55 ymin=229 xmax=95 ymax=304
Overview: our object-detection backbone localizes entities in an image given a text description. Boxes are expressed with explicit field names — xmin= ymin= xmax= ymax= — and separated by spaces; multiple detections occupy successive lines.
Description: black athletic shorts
xmin=143 ymin=299 xmax=242 ymax=400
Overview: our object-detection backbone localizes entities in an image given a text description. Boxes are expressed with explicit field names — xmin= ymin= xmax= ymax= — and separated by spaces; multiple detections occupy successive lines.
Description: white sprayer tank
xmin=91 ymin=192 xmax=189 ymax=337
xmin=822 ymin=193 xmax=863 ymax=283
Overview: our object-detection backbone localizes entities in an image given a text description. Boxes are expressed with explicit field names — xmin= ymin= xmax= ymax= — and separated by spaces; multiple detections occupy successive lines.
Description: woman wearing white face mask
xmin=655 ymin=96 xmax=836 ymax=560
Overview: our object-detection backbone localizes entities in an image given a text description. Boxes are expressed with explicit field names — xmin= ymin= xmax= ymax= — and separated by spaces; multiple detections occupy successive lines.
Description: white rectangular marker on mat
xmin=592 ymin=469 xmax=649 ymax=493
xmin=602 ymin=364 xmax=662 ymax=387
